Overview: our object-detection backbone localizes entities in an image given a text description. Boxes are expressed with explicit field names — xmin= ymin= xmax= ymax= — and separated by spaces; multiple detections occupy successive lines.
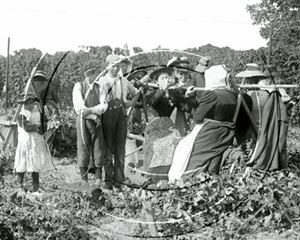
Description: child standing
xmin=14 ymin=93 xmax=53 ymax=196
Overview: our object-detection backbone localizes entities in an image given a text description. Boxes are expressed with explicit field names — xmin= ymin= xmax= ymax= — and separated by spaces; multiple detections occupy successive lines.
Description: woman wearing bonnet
xmin=169 ymin=65 xmax=238 ymax=182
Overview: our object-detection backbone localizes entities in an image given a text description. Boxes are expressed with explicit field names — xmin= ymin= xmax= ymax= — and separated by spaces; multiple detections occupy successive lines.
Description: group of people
xmin=13 ymin=53 xmax=295 ymax=194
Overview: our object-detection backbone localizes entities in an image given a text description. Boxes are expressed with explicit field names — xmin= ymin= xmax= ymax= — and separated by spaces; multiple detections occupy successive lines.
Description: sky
xmin=0 ymin=0 xmax=267 ymax=56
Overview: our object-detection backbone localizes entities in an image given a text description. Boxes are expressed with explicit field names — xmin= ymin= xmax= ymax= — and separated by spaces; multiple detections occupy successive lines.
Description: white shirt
xmin=72 ymin=80 xmax=107 ymax=120
xmin=98 ymin=73 xmax=138 ymax=103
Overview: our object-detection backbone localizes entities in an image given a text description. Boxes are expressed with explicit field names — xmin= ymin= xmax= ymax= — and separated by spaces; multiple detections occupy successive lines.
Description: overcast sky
xmin=0 ymin=0 xmax=267 ymax=56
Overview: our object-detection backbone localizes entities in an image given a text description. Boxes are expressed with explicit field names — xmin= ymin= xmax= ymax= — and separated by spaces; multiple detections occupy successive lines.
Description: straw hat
xmin=235 ymin=63 xmax=268 ymax=78
xmin=33 ymin=70 xmax=48 ymax=80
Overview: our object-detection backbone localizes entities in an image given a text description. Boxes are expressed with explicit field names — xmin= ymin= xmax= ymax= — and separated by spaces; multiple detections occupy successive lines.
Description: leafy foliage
xmin=1 ymin=43 xmax=299 ymax=120
xmin=0 ymin=127 xmax=300 ymax=239
xmin=246 ymin=0 xmax=300 ymax=85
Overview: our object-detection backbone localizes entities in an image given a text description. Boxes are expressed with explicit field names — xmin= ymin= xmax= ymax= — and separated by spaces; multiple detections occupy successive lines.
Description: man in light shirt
xmin=72 ymin=60 xmax=107 ymax=185
xmin=99 ymin=54 xmax=140 ymax=190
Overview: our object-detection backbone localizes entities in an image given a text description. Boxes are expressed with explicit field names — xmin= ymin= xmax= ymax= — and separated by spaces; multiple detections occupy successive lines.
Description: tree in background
xmin=114 ymin=47 xmax=125 ymax=56
xmin=133 ymin=46 xmax=144 ymax=54
xmin=123 ymin=44 xmax=130 ymax=56
xmin=246 ymin=0 xmax=300 ymax=84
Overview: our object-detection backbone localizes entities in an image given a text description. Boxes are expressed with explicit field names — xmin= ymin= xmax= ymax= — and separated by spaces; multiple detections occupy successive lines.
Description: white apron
xmin=14 ymin=106 xmax=53 ymax=173
xmin=168 ymin=119 xmax=211 ymax=182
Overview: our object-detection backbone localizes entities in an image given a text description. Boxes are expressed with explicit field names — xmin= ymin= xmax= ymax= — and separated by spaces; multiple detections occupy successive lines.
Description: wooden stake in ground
xmin=5 ymin=37 xmax=10 ymax=114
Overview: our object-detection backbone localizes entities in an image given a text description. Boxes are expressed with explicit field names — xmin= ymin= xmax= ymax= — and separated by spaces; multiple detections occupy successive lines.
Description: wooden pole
xmin=267 ymin=22 xmax=273 ymax=66
xmin=5 ymin=37 xmax=10 ymax=114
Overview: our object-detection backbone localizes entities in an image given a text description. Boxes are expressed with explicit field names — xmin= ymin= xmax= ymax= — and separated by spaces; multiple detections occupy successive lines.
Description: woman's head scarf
xmin=205 ymin=65 xmax=229 ymax=90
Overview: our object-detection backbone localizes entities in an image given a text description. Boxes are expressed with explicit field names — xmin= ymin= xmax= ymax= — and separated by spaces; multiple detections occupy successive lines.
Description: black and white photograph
xmin=0 ymin=0 xmax=300 ymax=239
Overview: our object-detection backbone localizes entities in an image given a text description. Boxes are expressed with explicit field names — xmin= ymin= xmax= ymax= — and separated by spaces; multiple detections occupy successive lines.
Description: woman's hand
xmin=161 ymin=78 xmax=175 ymax=91
xmin=139 ymin=73 xmax=151 ymax=84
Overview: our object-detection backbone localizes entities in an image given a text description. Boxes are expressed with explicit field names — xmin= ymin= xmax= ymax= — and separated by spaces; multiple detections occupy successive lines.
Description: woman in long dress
xmin=169 ymin=65 xmax=238 ymax=182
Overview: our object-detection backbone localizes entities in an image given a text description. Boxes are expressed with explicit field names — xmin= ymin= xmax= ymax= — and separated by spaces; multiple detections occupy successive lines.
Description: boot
xmin=32 ymin=183 xmax=39 ymax=192
xmin=32 ymin=172 xmax=39 ymax=192
xmin=31 ymin=183 xmax=43 ymax=198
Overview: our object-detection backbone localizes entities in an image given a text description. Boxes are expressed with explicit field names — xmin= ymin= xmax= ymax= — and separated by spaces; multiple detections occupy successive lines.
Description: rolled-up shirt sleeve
xmin=127 ymin=80 xmax=139 ymax=96
xmin=72 ymin=82 xmax=108 ymax=119
xmin=72 ymin=82 xmax=84 ymax=115
xmin=90 ymin=85 xmax=108 ymax=115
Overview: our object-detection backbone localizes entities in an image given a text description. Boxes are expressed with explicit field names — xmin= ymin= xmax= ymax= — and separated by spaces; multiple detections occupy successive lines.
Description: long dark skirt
xmin=182 ymin=121 xmax=235 ymax=178
xmin=148 ymin=121 xmax=235 ymax=182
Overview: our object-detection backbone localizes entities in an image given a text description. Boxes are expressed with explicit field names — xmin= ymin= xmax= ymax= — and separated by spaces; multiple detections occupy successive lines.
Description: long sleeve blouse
xmin=193 ymin=89 xmax=237 ymax=124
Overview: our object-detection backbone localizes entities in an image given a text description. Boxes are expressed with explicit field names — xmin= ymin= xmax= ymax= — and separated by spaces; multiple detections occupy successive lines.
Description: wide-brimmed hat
xmin=17 ymin=93 xmax=40 ymax=104
xmin=167 ymin=56 xmax=192 ymax=72
xmin=33 ymin=70 xmax=48 ymax=80
xmin=195 ymin=56 xmax=212 ymax=73
xmin=174 ymin=62 xmax=193 ymax=73
xmin=235 ymin=63 xmax=268 ymax=78
xmin=149 ymin=66 xmax=173 ymax=80
xmin=127 ymin=69 xmax=148 ymax=81
xmin=83 ymin=59 xmax=101 ymax=72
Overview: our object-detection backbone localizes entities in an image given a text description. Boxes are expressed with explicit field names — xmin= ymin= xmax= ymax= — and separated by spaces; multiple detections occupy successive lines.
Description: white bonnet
xmin=205 ymin=65 xmax=228 ymax=90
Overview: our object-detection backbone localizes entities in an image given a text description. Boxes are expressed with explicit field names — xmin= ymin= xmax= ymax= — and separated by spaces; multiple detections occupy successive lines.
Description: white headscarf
xmin=205 ymin=65 xmax=229 ymax=90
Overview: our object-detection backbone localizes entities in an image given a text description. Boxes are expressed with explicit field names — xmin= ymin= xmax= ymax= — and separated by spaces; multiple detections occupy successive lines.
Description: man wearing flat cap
xmin=72 ymin=59 xmax=107 ymax=185
xmin=98 ymin=54 xmax=140 ymax=190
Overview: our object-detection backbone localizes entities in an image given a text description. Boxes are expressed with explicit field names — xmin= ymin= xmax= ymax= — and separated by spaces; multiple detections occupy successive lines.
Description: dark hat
xmin=167 ymin=56 xmax=192 ymax=73
xmin=33 ymin=70 xmax=48 ymax=80
xmin=83 ymin=60 xmax=101 ymax=72
xmin=149 ymin=67 xmax=173 ymax=80
xmin=127 ymin=69 xmax=148 ymax=81
xmin=236 ymin=63 xmax=268 ymax=78
xmin=17 ymin=93 xmax=40 ymax=104
xmin=174 ymin=62 xmax=193 ymax=73
xmin=167 ymin=56 xmax=190 ymax=67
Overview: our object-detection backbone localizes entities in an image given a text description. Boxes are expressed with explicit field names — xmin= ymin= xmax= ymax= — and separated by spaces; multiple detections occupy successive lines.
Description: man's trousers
xmin=102 ymin=98 xmax=127 ymax=187
xmin=76 ymin=116 xmax=104 ymax=180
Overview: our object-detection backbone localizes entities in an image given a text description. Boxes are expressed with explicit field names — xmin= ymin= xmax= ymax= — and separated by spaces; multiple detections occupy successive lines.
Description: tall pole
xmin=5 ymin=37 xmax=10 ymax=114
xmin=267 ymin=22 xmax=273 ymax=66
